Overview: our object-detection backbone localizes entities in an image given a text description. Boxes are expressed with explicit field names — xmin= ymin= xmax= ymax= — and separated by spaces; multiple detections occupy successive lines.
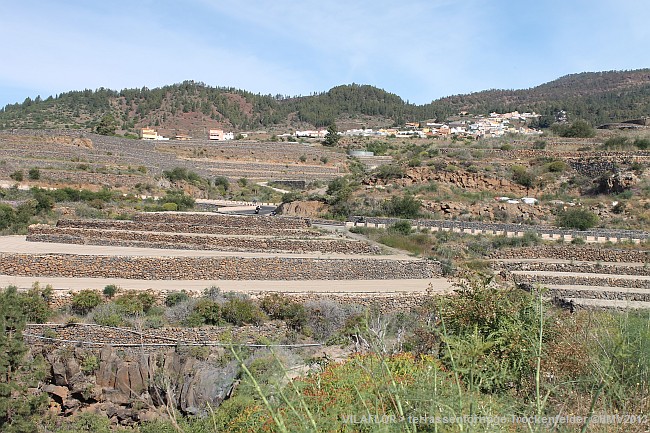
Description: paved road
xmin=0 ymin=275 xmax=453 ymax=294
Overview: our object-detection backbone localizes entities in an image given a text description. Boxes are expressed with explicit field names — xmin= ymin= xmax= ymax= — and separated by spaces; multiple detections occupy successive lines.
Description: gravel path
xmin=0 ymin=236 xmax=418 ymax=261
xmin=0 ymin=275 xmax=453 ymax=293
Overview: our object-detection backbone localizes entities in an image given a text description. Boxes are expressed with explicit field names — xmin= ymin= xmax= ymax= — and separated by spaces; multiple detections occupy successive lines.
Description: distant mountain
xmin=420 ymin=69 xmax=650 ymax=124
xmin=1 ymin=69 xmax=650 ymax=135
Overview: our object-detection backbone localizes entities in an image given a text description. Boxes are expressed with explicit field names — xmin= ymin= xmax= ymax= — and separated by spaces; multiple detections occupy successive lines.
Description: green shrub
xmin=511 ymin=165 xmax=533 ymax=188
xmin=114 ymin=291 xmax=156 ymax=315
xmin=193 ymin=299 xmax=222 ymax=325
xmin=546 ymin=161 xmax=568 ymax=173
xmin=19 ymin=283 xmax=53 ymax=323
xmin=634 ymin=137 xmax=650 ymax=149
xmin=80 ymin=354 xmax=99 ymax=374
xmin=165 ymin=291 xmax=190 ymax=307
xmin=259 ymin=293 xmax=307 ymax=331
xmin=102 ymin=284 xmax=118 ymax=298
xmin=71 ymin=290 xmax=103 ymax=315
xmin=28 ymin=167 xmax=40 ymax=180
xmin=161 ymin=202 xmax=178 ymax=211
xmin=10 ymin=170 xmax=24 ymax=181
xmin=382 ymin=194 xmax=421 ymax=218
xmin=90 ymin=303 xmax=124 ymax=327
xmin=556 ymin=208 xmax=599 ymax=230
xmin=388 ymin=220 xmax=412 ymax=235
xmin=213 ymin=176 xmax=230 ymax=191
xmin=221 ymin=297 xmax=266 ymax=326
xmin=374 ymin=164 xmax=404 ymax=180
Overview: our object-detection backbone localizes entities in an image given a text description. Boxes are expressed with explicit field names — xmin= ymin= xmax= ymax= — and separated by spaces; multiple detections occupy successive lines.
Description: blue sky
xmin=2 ymin=0 xmax=650 ymax=108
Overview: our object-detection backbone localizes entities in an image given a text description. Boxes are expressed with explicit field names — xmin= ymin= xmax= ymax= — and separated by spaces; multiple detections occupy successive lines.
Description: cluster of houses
xmin=140 ymin=128 xmax=236 ymax=141
xmin=343 ymin=111 xmax=542 ymax=139
xmin=139 ymin=111 xmax=541 ymax=141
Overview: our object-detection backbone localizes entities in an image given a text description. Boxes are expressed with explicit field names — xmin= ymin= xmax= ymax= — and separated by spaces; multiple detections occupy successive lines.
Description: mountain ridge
xmin=2 ymin=68 xmax=650 ymax=135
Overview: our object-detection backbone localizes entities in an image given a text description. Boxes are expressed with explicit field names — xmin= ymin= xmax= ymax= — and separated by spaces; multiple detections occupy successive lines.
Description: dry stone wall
xmin=0 ymin=253 xmax=439 ymax=280
xmin=496 ymin=261 xmax=650 ymax=276
xmin=28 ymin=225 xmax=379 ymax=255
xmin=512 ymin=274 xmax=649 ymax=289
xmin=56 ymin=218 xmax=323 ymax=237
xmin=490 ymin=246 xmax=649 ymax=263
xmin=133 ymin=212 xmax=311 ymax=229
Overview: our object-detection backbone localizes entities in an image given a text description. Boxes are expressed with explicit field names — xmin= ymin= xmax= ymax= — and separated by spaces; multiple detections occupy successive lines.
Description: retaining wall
xmin=28 ymin=226 xmax=378 ymax=255
xmin=133 ymin=212 xmax=311 ymax=229
xmin=55 ymin=218 xmax=322 ymax=237
xmin=490 ymin=246 xmax=649 ymax=263
xmin=0 ymin=253 xmax=439 ymax=280
xmin=495 ymin=261 xmax=650 ymax=276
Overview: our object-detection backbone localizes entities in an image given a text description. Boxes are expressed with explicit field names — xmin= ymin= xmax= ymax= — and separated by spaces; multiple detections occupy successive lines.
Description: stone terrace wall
xmin=27 ymin=226 xmax=381 ymax=255
xmin=0 ymin=253 xmax=439 ymax=280
xmin=496 ymin=261 xmax=650 ymax=276
xmin=490 ymin=246 xmax=649 ymax=263
xmin=134 ymin=212 xmax=311 ymax=229
xmin=512 ymin=274 xmax=649 ymax=289
xmin=56 ymin=219 xmax=323 ymax=238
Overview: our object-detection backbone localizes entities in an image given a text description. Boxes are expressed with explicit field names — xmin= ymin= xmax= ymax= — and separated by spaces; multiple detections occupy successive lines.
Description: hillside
xmin=1 ymin=69 xmax=650 ymax=135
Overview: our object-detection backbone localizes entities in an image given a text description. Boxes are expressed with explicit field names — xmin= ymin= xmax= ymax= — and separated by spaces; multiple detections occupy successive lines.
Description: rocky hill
xmin=2 ymin=69 xmax=650 ymax=135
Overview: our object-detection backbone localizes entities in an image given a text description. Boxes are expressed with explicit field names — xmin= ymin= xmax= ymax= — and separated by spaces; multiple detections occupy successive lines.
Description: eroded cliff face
xmin=40 ymin=345 xmax=239 ymax=426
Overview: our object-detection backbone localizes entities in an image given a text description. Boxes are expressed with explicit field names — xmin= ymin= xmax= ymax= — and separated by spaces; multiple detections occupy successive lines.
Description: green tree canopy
xmin=323 ymin=123 xmax=340 ymax=147
xmin=0 ymin=286 xmax=48 ymax=433
xmin=96 ymin=114 xmax=117 ymax=136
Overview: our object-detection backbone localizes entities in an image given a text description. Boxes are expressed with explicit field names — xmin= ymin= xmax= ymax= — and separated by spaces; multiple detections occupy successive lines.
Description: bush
xmin=374 ymin=164 xmax=404 ymax=180
xmin=71 ymin=290 xmax=103 ymax=315
xmin=634 ymin=137 xmax=650 ymax=149
xmin=389 ymin=220 xmax=413 ymax=235
xmin=221 ymin=297 xmax=266 ymax=326
xmin=161 ymin=202 xmax=178 ymax=211
xmin=89 ymin=303 xmax=125 ymax=327
xmin=546 ymin=161 xmax=567 ymax=173
xmin=511 ymin=165 xmax=533 ymax=188
xmin=10 ymin=170 xmax=24 ymax=181
xmin=102 ymin=284 xmax=118 ymax=298
xmin=19 ymin=283 xmax=53 ymax=323
xmin=259 ymin=293 xmax=307 ymax=331
xmin=114 ymin=291 xmax=156 ymax=315
xmin=28 ymin=167 xmax=40 ymax=180
xmin=165 ymin=291 xmax=190 ymax=307
xmin=193 ymin=299 xmax=222 ymax=326
xmin=382 ymin=194 xmax=421 ymax=218
xmin=556 ymin=208 xmax=599 ymax=230
xmin=555 ymin=119 xmax=596 ymax=138
xmin=213 ymin=176 xmax=230 ymax=191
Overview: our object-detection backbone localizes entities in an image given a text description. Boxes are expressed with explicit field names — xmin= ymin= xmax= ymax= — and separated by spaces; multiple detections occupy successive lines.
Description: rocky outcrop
xmin=39 ymin=344 xmax=239 ymax=425
xmin=277 ymin=200 xmax=329 ymax=217
xmin=596 ymin=171 xmax=639 ymax=194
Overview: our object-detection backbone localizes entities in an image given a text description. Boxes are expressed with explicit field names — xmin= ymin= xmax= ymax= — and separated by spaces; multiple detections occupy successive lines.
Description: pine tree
xmin=0 ymin=286 xmax=48 ymax=433
xmin=323 ymin=123 xmax=340 ymax=147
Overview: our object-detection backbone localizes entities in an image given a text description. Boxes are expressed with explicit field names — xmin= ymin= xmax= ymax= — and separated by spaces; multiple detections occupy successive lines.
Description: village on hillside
xmin=139 ymin=111 xmax=543 ymax=141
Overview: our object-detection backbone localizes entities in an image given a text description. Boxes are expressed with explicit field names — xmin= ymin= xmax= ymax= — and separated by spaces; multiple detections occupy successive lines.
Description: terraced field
xmin=0 ymin=212 xmax=450 ymax=295
xmin=493 ymin=252 xmax=650 ymax=309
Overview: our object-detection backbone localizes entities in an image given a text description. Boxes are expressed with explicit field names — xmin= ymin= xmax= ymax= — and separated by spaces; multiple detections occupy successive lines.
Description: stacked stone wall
xmin=490 ymin=246 xmax=649 ymax=262
xmin=0 ymin=253 xmax=438 ymax=280
xmin=56 ymin=219 xmax=322 ymax=237
xmin=133 ymin=212 xmax=311 ymax=229
xmin=28 ymin=225 xmax=378 ymax=255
